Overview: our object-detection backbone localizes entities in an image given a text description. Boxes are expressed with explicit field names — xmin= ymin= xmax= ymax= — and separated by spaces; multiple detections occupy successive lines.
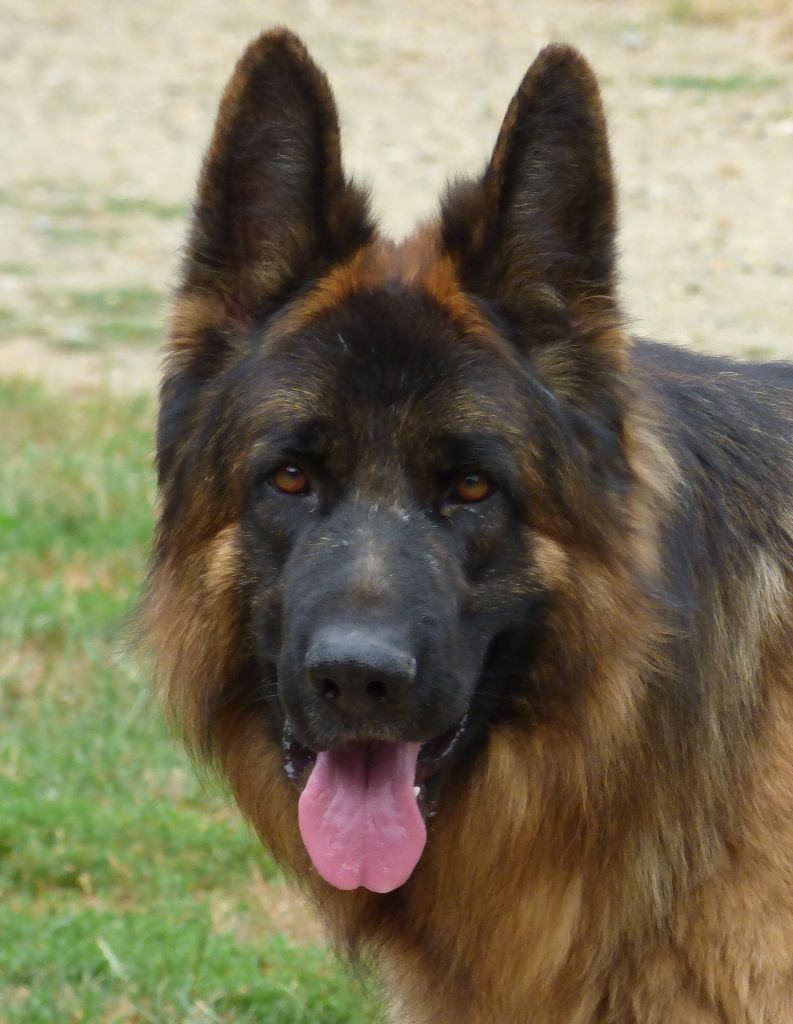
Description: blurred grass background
xmin=0 ymin=381 xmax=382 ymax=1022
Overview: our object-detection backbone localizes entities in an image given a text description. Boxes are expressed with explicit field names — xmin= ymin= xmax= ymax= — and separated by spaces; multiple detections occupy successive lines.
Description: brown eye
xmin=450 ymin=472 xmax=493 ymax=504
xmin=272 ymin=463 xmax=309 ymax=495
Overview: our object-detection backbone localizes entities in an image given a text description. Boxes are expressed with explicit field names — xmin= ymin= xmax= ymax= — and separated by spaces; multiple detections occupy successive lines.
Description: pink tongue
xmin=298 ymin=741 xmax=425 ymax=893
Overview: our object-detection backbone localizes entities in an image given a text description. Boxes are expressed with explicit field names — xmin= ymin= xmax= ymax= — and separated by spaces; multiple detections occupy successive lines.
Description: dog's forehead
xmin=256 ymin=236 xmax=516 ymax=416
xmin=260 ymin=313 xmax=507 ymax=448
xmin=275 ymin=232 xmax=494 ymax=331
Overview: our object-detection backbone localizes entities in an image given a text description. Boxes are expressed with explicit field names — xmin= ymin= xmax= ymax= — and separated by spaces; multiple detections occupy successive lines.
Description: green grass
xmin=665 ymin=0 xmax=725 ymax=22
xmin=0 ymin=182 xmax=187 ymax=222
xmin=0 ymin=179 xmax=176 ymax=347
xmin=0 ymin=304 xmax=18 ymax=330
xmin=650 ymin=72 xmax=782 ymax=93
xmin=52 ymin=286 xmax=164 ymax=349
xmin=44 ymin=224 xmax=125 ymax=246
xmin=102 ymin=196 xmax=188 ymax=220
xmin=0 ymin=380 xmax=382 ymax=1023
xmin=0 ymin=286 xmax=165 ymax=349
xmin=663 ymin=0 xmax=757 ymax=24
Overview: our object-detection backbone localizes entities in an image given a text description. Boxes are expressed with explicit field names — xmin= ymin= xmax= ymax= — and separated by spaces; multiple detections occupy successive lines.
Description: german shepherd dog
xmin=146 ymin=28 xmax=793 ymax=1023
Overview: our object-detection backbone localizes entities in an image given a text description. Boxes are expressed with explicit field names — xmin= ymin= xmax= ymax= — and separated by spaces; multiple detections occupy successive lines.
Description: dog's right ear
xmin=180 ymin=29 xmax=372 ymax=329
xmin=160 ymin=30 xmax=373 ymax=478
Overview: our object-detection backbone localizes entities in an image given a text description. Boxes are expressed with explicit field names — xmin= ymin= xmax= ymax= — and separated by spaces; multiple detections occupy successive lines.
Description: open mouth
xmin=283 ymin=715 xmax=467 ymax=807
xmin=282 ymin=715 xmax=467 ymax=893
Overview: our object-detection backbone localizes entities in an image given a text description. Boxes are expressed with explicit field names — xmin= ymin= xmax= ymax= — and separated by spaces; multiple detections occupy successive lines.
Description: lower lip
xmin=282 ymin=712 xmax=469 ymax=792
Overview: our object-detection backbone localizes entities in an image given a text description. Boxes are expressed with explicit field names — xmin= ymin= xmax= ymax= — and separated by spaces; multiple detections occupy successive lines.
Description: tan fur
xmin=267 ymin=233 xmax=504 ymax=351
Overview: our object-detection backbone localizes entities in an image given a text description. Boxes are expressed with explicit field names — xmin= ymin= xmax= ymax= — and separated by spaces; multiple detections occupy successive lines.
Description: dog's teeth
xmin=413 ymin=785 xmax=421 ymax=798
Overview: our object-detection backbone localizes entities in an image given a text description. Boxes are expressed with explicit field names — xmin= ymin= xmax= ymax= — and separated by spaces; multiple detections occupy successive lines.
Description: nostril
xmin=320 ymin=678 xmax=340 ymax=701
xmin=366 ymin=679 xmax=388 ymax=703
xmin=305 ymin=629 xmax=415 ymax=717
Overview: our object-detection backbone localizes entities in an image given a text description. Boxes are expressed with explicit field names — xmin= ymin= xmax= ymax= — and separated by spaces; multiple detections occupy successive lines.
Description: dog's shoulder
xmin=633 ymin=338 xmax=793 ymax=434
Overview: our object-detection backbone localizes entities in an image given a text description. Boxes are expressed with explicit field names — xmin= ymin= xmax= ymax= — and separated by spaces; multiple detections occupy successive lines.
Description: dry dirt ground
xmin=1 ymin=0 xmax=791 ymax=394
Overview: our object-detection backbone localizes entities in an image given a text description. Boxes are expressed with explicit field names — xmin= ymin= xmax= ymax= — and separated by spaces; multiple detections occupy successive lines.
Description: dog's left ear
xmin=442 ymin=45 xmax=617 ymax=320
xmin=443 ymin=47 xmax=628 ymax=491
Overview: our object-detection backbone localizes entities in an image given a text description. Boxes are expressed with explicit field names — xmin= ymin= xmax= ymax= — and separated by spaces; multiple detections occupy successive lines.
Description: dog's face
xmin=152 ymin=31 xmax=630 ymax=893
xmin=243 ymin=289 xmax=542 ymax=751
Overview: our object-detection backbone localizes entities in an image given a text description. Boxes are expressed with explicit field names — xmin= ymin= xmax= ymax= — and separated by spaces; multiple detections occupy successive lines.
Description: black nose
xmin=305 ymin=627 xmax=416 ymax=722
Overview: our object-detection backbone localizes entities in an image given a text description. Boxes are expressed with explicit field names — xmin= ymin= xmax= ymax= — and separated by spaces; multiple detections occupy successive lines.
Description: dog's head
xmin=149 ymin=31 xmax=641 ymax=894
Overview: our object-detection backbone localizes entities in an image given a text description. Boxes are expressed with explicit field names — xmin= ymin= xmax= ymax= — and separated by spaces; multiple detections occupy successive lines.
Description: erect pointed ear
xmin=441 ymin=44 xmax=617 ymax=323
xmin=158 ymin=30 xmax=373 ymax=482
xmin=174 ymin=28 xmax=373 ymax=359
